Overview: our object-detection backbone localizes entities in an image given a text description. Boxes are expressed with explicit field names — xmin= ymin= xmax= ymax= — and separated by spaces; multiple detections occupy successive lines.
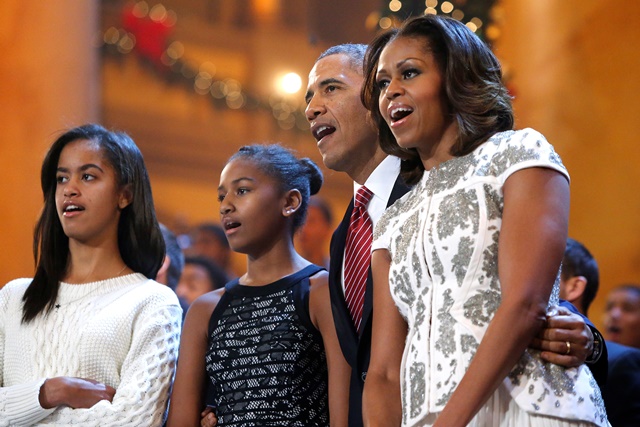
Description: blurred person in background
xmin=158 ymin=223 xmax=189 ymax=317
xmin=187 ymin=222 xmax=236 ymax=279
xmin=175 ymin=255 xmax=228 ymax=306
xmin=603 ymin=284 xmax=640 ymax=349
xmin=295 ymin=195 xmax=334 ymax=269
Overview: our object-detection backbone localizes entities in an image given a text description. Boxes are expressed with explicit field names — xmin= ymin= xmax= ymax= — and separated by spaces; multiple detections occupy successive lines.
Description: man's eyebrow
xmin=305 ymin=78 xmax=345 ymax=103
xmin=319 ymin=77 xmax=343 ymax=86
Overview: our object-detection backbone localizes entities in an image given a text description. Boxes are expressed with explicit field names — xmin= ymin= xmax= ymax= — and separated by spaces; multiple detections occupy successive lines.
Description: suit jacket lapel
xmin=328 ymin=198 xmax=359 ymax=365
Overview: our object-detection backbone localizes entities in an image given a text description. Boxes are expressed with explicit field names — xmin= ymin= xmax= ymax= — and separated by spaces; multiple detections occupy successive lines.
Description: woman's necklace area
xmin=54 ymin=264 xmax=128 ymax=309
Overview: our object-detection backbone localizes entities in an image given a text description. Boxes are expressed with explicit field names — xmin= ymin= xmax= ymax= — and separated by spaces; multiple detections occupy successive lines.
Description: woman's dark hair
xmin=227 ymin=144 xmax=323 ymax=233
xmin=362 ymin=14 xmax=514 ymax=185
xmin=22 ymin=124 xmax=165 ymax=322
xmin=184 ymin=256 xmax=229 ymax=291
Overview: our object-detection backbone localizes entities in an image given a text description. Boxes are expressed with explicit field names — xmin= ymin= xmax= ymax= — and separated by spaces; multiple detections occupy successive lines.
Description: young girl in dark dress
xmin=167 ymin=145 xmax=349 ymax=427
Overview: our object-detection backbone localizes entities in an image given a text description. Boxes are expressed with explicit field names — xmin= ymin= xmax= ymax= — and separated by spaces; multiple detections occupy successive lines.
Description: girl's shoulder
xmin=1 ymin=278 xmax=32 ymax=293
xmin=308 ymin=268 xmax=328 ymax=288
xmin=0 ymin=278 xmax=32 ymax=312
xmin=308 ymin=268 xmax=330 ymax=318
xmin=119 ymin=275 xmax=181 ymax=307
xmin=194 ymin=287 xmax=225 ymax=308
xmin=1 ymin=278 xmax=32 ymax=301
xmin=188 ymin=288 xmax=225 ymax=321
xmin=308 ymin=268 xmax=329 ymax=301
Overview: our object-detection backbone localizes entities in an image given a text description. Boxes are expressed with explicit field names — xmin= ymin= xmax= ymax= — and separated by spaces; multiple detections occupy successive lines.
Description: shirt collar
xmin=353 ymin=155 xmax=401 ymax=206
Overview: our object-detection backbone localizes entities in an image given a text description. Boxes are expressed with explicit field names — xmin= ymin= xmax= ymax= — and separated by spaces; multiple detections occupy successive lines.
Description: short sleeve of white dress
xmin=371 ymin=180 xmax=418 ymax=254
xmin=371 ymin=210 xmax=395 ymax=253
xmin=493 ymin=128 xmax=570 ymax=185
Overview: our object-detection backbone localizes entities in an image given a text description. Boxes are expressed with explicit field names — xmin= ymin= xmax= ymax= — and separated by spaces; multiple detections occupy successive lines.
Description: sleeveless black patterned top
xmin=205 ymin=265 xmax=329 ymax=426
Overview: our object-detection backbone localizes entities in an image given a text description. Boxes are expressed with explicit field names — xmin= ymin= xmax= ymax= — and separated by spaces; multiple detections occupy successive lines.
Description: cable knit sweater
xmin=0 ymin=273 xmax=182 ymax=426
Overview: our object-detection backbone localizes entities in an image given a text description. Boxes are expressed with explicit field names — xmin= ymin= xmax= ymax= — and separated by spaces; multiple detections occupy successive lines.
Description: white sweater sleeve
xmin=40 ymin=302 xmax=182 ymax=426
xmin=0 ymin=281 xmax=56 ymax=426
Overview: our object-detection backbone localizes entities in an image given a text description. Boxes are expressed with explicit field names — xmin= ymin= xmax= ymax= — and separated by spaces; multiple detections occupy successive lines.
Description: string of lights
xmin=368 ymin=0 xmax=501 ymax=43
xmin=101 ymin=1 xmax=501 ymax=134
xmin=102 ymin=1 xmax=310 ymax=132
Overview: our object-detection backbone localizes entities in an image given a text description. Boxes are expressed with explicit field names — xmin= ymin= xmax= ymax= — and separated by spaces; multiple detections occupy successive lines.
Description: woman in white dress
xmin=360 ymin=15 xmax=608 ymax=427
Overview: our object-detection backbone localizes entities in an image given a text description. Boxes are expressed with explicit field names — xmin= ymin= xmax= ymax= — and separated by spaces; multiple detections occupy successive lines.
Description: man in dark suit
xmin=558 ymin=237 xmax=640 ymax=426
xmin=304 ymin=44 xmax=601 ymax=427
xmin=305 ymin=43 xmax=407 ymax=426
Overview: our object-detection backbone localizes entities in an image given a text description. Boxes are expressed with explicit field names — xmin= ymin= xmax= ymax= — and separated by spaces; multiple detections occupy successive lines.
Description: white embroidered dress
xmin=372 ymin=129 xmax=608 ymax=426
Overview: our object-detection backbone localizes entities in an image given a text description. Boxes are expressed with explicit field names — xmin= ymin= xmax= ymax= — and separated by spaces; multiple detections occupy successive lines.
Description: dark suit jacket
xmin=602 ymin=341 xmax=640 ymax=427
xmin=328 ymin=174 xmax=409 ymax=427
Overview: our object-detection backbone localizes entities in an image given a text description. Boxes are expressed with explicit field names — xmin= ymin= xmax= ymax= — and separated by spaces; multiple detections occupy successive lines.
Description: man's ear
xmin=283 ymin=189 xmax=302 ymax=217
xmin=565 ymin=275 xmax=588 ymax=304
xmin=118 ymin=184 xmax=133 ymax=210
xmin=156 ymin=256 xmax=171 ymax=285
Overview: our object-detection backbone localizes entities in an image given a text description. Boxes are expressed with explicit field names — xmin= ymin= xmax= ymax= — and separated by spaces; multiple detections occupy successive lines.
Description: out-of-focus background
xmin=1 ymin=0 xmax=638 ymax=330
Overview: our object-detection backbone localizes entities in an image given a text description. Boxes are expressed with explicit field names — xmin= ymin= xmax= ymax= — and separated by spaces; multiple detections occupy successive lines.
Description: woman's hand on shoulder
xmin=39 ymin=376 xmax=115 ymax=409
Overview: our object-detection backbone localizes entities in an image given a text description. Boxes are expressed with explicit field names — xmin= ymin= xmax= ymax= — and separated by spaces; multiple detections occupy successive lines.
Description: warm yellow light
xmin=425 ymin=7 xmax=437 ymax=15
xmin=253 ymin=0 xmax=279 ymax=18
xmin=210 ymin=81 xmax=228 ymax=99
xmin=452 ymin=9 xmax=464 ymax=20
xmin=194 ymin=72 xmax=213 ymax=95
xmin=486 ymin=25 xmax=501 ymax=40
xmin=200 ymin=61 xmax=217 ymax=77
xmin=280 ymin=72 xmax=302 ymax=94
xmin=132 ymin=1 xmax=149 ymax=18
xmin=389 ymin=0 xmax=402 ymax=13
xmin=104 ymin=27 xmax=120 ymax=45
xmin=165 ymin=10 xmax=178 ymax=26
xmin=470 ymin=17 xmax=483 ymax=29
xmin=117 ymin=34 xmax=135 ymax=54
xmin=379 ymin=17 xmax=393 ymax=29
xmin=466 ymin=22 xmax=478 ymax=32
xmin=441 ymin=1 xmax=454 ymax=13
xmin=366 ymin=11 xmax=381 ymax=30
xmin=166 ymin=41 xmax=185 ymax=59
xmin=426 ymin=0 xmax=438 ymax=7
xmin=149 ymin=4 xmax=167 ymax=22
xmin=226 ymin=93 xmax=245 ymax=109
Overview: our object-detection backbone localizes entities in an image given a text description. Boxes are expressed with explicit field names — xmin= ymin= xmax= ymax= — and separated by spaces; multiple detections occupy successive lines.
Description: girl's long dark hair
xmin=22 ymin=124 xmax=165 ymax=323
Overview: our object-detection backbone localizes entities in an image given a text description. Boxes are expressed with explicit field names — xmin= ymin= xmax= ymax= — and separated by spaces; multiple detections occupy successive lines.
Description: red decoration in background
xmin=121 ymin=4 xmax=174 ymax=70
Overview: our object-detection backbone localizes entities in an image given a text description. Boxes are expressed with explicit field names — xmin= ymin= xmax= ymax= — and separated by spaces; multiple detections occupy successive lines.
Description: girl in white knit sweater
xmin=0 ymin=124 xmax=182 ymax=426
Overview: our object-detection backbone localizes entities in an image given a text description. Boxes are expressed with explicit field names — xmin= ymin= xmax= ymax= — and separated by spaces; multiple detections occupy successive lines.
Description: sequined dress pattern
xmin=205 ymin=265 xmax=328 ymax=426
xmin=372 ymin=129 xmax=608 ymax=426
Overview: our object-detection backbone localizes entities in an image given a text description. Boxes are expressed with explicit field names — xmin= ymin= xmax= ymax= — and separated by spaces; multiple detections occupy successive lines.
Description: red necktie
xmin=344 ymin=186 xmax=374 ymax=332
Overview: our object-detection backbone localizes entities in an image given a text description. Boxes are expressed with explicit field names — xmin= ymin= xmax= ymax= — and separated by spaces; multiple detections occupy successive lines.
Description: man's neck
xmin=350 ymin=150 xmax=388 ymax=185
